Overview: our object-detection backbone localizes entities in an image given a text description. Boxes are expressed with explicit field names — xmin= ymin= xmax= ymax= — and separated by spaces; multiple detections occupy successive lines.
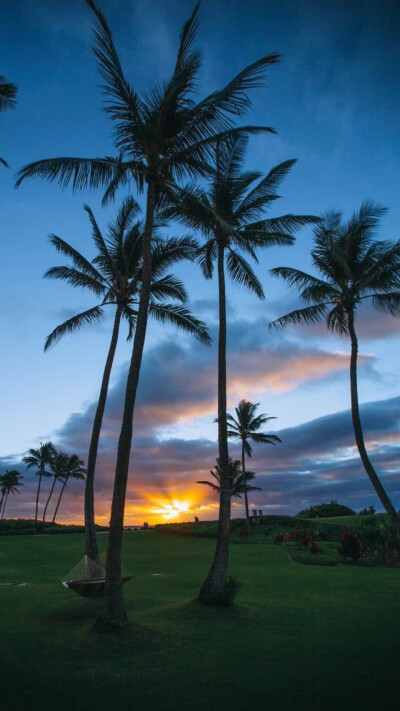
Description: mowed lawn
xmin=1 ymin=531 xmax=399 ymax=711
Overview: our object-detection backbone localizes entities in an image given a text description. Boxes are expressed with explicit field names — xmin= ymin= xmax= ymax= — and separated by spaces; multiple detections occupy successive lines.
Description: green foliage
xmin=296 ymin=501 xmax=356 ymax=519
xmin=0 ymin=519 xmax=108 ymax=536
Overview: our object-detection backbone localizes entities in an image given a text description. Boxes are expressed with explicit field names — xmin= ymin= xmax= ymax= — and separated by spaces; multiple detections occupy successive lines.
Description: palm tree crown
xmin=269 ymin=201 xmax=400 ymax=333
xmin=44 ymin=197 xmax=210 ymax=349
xmin=16 ymin=2 xmax=279 ymax=200
xmin=226 ymin=400 xmax=281 ymax=456
xmin=0 ymin=470 xmax=24 ymax=520
xmin=164 ymin=134 xmax=318 ymax=296
xmin=270 ymin=201 xmax=400 ymax=525
xmin=197 ymin=458 xmax=261 ymax=499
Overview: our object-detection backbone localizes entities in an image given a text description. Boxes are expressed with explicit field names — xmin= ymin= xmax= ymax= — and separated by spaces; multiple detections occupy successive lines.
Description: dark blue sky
xmin=0 ymin=0 xmax=399 ymax=521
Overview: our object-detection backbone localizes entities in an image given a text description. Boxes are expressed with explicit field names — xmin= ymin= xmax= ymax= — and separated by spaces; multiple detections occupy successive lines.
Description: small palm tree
xmin=52 ymin=454 xmax=86 ymax=524
xmin=42 ymin=451 xmax=67 ymax=523
xmin=270 ymin=201 xmax=400 ymax=527
xmin=197 ymin=458 xmax=261 ymax=500
xmin=0 ymin=470 xmax=24 ymax=520
xmin=225 ymin=400 xmax=281 ymax=522
xmin=22 ymin=442 xmax=55 ymax=527
xmin=16 ymin=0 xmax=280 ymax=629
xmin=0 ymin=74 xmax=17 ymax=167
xmin=164 ymin=133 xmax=317 ymax=603
xmin=45 ymin=198 xmax=208 ymax=560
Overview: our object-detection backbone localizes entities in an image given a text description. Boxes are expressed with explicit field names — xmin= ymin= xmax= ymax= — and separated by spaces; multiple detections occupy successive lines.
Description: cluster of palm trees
xmin=0 ymin=470 xmax=24 ymax=520
xmin=9 ymin=0 xmax=399 ymax=628
xmin=22 ymin=442 xmax=86 ymax=527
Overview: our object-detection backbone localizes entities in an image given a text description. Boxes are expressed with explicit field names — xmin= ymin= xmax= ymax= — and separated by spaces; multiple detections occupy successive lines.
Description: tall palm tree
xmin=52 ymin=454 xmax=86 ymax=524
xmin=0 ymin=74 xmax=17 ymax=167
xmin=45 ymin=198 xmax=208 ymax=560
xmin=226 ymin=400 xmax=281 ymax=522
xmin=22 ymin=442 xmax=55 ymax=527
xmin=197 ymin=458 xmax=261 ymax=500
xmin=164 ymin=134 xmax=318 ymax=604
xmin=16 ymin=1 xmax=281 ymax=629
xmin=42 ymin=451 xmax=67 ymax=523
xmin=0 ymin=470 xmax=24 ymax=520
xmin=270 ymin=201 xmax=400 ymax=527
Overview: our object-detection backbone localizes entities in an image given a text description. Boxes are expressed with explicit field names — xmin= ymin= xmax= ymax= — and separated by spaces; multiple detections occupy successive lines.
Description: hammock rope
xmin=61 ymin=554 xmax=132 ymax=598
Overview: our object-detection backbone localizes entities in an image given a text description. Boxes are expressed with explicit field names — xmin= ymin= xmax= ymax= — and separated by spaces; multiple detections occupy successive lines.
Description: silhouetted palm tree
xmin=52 ymin=454 xmax=86 ymax=524
xmin=197 ymin=458 xmax=261 ymax=499
xmin=164 ymin=133 xmax=317 ymax=603
xmin=0 ymin=74 xmax=17 ymax=167
xmin=42 ymin=451 xmax=67 ymax=523
xmin=45 ymin=198 xmax=207 ymax=559
xmin=16 ymin=0 xmax=281 ymax=628
xmin=226 ymin=400 xmax=281 ymax=521
xmin=270 ymin=201 xmax=400 ymax=527
xmin=0 ymin=470 xmax=24 ymax=519
xmin=23 ymin=443 xmax=55 ymax=527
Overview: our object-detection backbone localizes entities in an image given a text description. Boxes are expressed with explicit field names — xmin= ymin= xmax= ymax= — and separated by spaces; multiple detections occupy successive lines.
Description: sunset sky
xmin=0 ymin=0 xmax=399 ymax=524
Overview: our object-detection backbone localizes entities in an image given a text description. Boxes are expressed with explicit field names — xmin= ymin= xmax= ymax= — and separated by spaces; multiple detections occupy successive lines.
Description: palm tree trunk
xmin=1 ymin=491 xmax=9 ymax=520
xmin=52 ymin=476 xmax=69 ymax=524
xmin=85 ymin=306 xmax=122 ymax=561
xmin=42 ymin=476 xmax=57 ymax=522
xmin=0 ymin=491 xmax=4 ymax=515
xmin=198 ymin=242 xmax=231 ymax=605
xmin=35 ymin=473 xmax=42 ymax=529
xmin=347 ymin=309 xmax=399 ymax=527
xmin=242 ymin=439 xmax=249 ymax=523
xmin=96 ymin=179 xmax=156 ymax=631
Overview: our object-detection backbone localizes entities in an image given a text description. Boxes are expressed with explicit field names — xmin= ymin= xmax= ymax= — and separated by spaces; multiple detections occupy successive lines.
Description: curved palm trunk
xmin=241 ymin=440 xmax=249 ymax=523
xmin=347 ymin=310 xmax=399 ymax=528
xmin=199 ymin=242 xmax=231 ymax=604
xmin=42 ymin=476 xmax=57 ymax=522
xmin=1 ymin=491 xmax=9 ymax=520
xmin=97 ymin=180 xmax=156 ymax=631
xmin=52 ymin=475 xmax=69 ymax=524
xmin=35 ymin=473 xmax=42 ymax=529
xmin=85 ymin=307 xmax=122 ymax=561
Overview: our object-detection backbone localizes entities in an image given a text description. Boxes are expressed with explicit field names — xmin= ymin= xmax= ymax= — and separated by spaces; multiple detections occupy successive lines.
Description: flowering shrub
xmin=309 ymin=540 xmax=324 ymax=554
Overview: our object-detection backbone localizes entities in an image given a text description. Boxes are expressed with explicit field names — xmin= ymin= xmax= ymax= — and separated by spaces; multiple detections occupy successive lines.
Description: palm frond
xmin=372 ymin=292 xmax=400 ymax=316
xmin=226 ymin=248 xmax=264 ymax=298
xmin=149 ymin=304 xmax=211 ymax=344
xmin=0 ymin=76 xmax=17 ymax=111
xmin=44 ymin=306 xmax=105 ymax=350
xmin=269 ymin=303 xmax=329 ymax=329
xmin=15 ymin=156 xmax=127 ymax=191
xmin=48 ymin=234 xmax=106 ymax=283
xmin=43 ymin=266 xmax=106 ymax=296
xmin=150 ymin=275 xmax=187 ymax=302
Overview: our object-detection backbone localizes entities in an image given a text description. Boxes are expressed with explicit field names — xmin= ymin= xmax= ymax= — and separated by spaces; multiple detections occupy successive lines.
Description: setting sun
xmin=154 ymin=500 xmax=191 ymax=520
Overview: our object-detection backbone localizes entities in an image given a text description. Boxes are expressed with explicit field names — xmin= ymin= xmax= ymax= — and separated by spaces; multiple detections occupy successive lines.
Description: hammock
xmin=61 ymin=554 xmax=132 ymax=598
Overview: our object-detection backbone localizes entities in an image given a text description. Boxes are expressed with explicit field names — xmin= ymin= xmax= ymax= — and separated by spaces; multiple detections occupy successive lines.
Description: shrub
xmin=358 ymin=506 xmax=376 ymax=516
xmin=274 ymin=533 xmax=284 ymax=543
xmin=296 ymin=501 xmax=355 ymax=519
xmin=338 ymin=531 xmax=361 ymax=562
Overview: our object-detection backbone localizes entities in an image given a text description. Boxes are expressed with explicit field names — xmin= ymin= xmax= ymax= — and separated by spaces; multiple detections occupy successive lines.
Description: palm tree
xmin=270 ymin=201 xmax=400 ymax=527
xmin=22 ymin=442 xmax=55 ymax=527
xmin=0 ymin=470 xmax=24 ymax=520
xmin=197 ymin=458 xmax=261 ymax=500
xmin=163 ymin=134 xmax=318 ymax=604
xmin=42 ymin=451 xmax=67 ymax=523
xmin=226 ymin=400 xmax=281 ymax=522
xmin=0 ymin=74 xmax=17 ymax=167
xmin=45 ymin=198 xmax=208 ymax=560
xmin=16 ymin=0 xmax=282 ymax=628
xmin=52 ymin=454 xmax=86 ymax=524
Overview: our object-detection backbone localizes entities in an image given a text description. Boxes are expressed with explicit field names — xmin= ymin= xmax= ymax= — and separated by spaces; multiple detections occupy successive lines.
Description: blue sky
xmin=0 ymin=0 xmax=399 ymax=522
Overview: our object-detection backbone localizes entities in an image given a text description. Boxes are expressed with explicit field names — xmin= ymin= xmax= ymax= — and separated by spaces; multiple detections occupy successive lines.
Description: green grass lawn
xmin=1 ymin=531 xmax=399 ymax=711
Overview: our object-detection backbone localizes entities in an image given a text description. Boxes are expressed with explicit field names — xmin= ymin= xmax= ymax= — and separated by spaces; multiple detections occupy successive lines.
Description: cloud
xmin=3 ymin=313 xmax=397 ymax=523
